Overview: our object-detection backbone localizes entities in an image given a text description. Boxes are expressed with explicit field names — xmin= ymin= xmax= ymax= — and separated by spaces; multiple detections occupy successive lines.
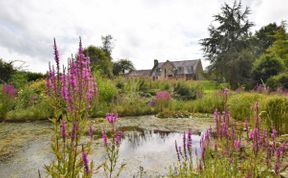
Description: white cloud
xmin=0 ymin=0 xmax=287 ymax=72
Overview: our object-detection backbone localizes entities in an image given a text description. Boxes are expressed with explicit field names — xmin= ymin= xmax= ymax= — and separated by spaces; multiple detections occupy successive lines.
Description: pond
xmin=0 ymin=116 xmax=210 ymax=177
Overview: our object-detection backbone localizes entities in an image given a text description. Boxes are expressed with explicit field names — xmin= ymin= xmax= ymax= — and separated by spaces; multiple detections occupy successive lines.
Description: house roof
xmin=156 ymin=59 xmax=201 ymax=74
xmin=128 ymin=69 xmax=152 ymax=76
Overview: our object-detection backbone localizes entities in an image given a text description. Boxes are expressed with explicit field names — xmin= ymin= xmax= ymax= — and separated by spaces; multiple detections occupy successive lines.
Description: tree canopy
xmin=201 ymin=1 xmax=254 ymax=88
xmin=113 ymin=59 xmax=135 ymax=76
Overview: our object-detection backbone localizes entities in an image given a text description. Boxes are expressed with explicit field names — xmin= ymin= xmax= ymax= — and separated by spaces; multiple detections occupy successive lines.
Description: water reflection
xmin=0 ymin=124 xmax=202 ymax=178
xmin=115 ymin=130 xmax=201 ymax=177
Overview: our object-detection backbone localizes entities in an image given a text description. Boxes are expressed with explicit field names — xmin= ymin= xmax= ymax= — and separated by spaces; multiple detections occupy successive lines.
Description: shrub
xmin=228 ymin=92 xmax=264 ymax=121
xmin=174 ymin=82 xmax=202 ymax=100
xmin=262 ymin=96 xmax=288 ymax=133
xmin=267 ymin=72 xmax=288 ymax=90
xmin=16 ymin=87 xmax=37 ymax=109
xmin=252 ymin=54 xmax=285 ymax=84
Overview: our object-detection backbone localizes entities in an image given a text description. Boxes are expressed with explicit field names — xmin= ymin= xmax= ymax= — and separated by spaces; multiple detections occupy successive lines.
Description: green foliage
xmin=200 ymin=1 xmax=254 ymax=88
xmin=101 ymin=35 xmax=113 ymax=56
xmin=228 ymin=92 xmax=264 ymax=120
xmin=96 ymin=74 xmax=118 ymax=103
xmin=254 ymin=22 xmax=283 ymax=55
xmin=16 ymin=87 xmax=37 ymax=109
xmin=267 ymin=72 xmax=288 ymax=89
xmin=187 ymin=92 xmax=224 ymax=113
xmin=0 ymin=59 xmax=15 ymax=83
xmin=174 ymin=83 xmax=202 ymax=100
xmin=113 ymin=94 xmax=155 ymax=116
xmin=0 ymin=91 xmax=16 ymax=119
xmin=6 ymin=97 xmax=53 ymax=121
xmin=253 ymin=54 xmax=285 ymax=83
xmin=266 ymin=24 xmax=288 ymax=60
xmin=113 ymin=59 xmax=135 ymax=76
xmin=262 ymin=96 xmax=288 ymax=133
xmin=84 ymin=46 xmax=113 ymax=78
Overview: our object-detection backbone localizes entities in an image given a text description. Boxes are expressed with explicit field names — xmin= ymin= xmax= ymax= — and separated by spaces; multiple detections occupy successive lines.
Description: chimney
xmin=154 ymin=59 xmax=158 ymax=67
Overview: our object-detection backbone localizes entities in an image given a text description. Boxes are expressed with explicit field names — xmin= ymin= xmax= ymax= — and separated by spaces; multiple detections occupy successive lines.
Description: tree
xmin=200 ymin=1 xmax=254 ymax=88
xmin=84 ymin=46 xmax=113 ymax=78
xmin=252 ymin=54 xmax=285 ymax=84
xmin=266 ymin=23 xmax=288 ymax=61
xmin=0 ymin=59 xmax=15 ymax=83
xmin=253 ymin=23 xmax=283 ymax=55
xmin=101 ymin=35 xmax=113 ymax=56
xmin=113 ymin=59 xmax=135 ymax=75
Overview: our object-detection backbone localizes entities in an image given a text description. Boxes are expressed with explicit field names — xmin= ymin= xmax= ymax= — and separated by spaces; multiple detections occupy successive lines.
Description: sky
xmin=0 ymin=0 xmax=287 ymax=73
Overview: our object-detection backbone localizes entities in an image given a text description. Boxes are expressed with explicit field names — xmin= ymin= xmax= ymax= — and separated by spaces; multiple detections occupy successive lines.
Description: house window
xmin=190 ymin=66 xmax=194 ymax=73
xmin=177 ymin=67 xmax=182 ymax=72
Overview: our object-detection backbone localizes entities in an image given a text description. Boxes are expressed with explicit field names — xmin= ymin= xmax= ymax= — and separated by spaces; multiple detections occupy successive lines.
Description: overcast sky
xmin=0 ymin=0 xmax=287 ymax=73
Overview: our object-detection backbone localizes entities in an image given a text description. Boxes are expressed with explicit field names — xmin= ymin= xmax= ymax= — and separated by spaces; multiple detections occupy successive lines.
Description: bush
xmin=16 ymin=87 xmax=37 ymax=109
xmin=228 ymin=93 xmax=265 ymax=121
xmin=253 ymin=54 xmax=285 ymax=83
xmin=262 ymin=96 xmax=288 ymax=133
xmin=267 ymin=72 xmax=288 ymax=90
xmin=174 ymin=83 xmax=202 ymax=100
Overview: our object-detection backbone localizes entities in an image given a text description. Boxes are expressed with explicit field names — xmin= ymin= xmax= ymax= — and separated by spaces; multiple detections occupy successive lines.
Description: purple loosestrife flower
xmin=105 ymin=113 xmax=118 ymax=124
xmin=115 ymin=131 xmax=123 ymax=145
xmin=61 ymin=71 xmax=69 ymax=101
xmin=60 ymin=119 xmax=67 ymax=140
xmin=53 ymin=38 xmax=60 ymax=76
xmin=274 ymin=144 xmax=286 ymax=175
xmin=271 ymin=129 xmax=277 ymax=140
xmin=82 ymin=149 xmax=90 ymax=174
xmin=249 ymin=128 xmax=260 ymax=154
xmin=262 ymin=128 xmax=268 ymax=146
xmin=183 ymin=131 xmax=187 ymax=159
xmin=272 ymin=129 xmax=277 ymax=150
xmin=221 ymin=121 xmax=228 ymax=137
xmin=233 ymin=139 xmax=241 ymax=150
xmin=71 ymin=120 xmax=78 ymax=140
xmin=2 ymin=84 xmax=17 ymax=96
xmin=266 ymin=144 xmax=273 ymax=166
xmin=214 ymin=109 xmax=220 ymax=135
xmin=155 ymin=91 xmax=171 ymax=101
xmin=102 ymin=130 xmax=108 ymax=145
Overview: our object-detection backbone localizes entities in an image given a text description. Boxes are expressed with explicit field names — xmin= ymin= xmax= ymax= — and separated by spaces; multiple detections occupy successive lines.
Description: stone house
xmin=128 ymin=59 xmax=204 ymax=80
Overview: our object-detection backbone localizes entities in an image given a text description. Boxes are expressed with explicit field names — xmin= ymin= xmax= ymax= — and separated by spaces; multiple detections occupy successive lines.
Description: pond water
xmin=0 ymin=121 xmax=203 ymax=178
